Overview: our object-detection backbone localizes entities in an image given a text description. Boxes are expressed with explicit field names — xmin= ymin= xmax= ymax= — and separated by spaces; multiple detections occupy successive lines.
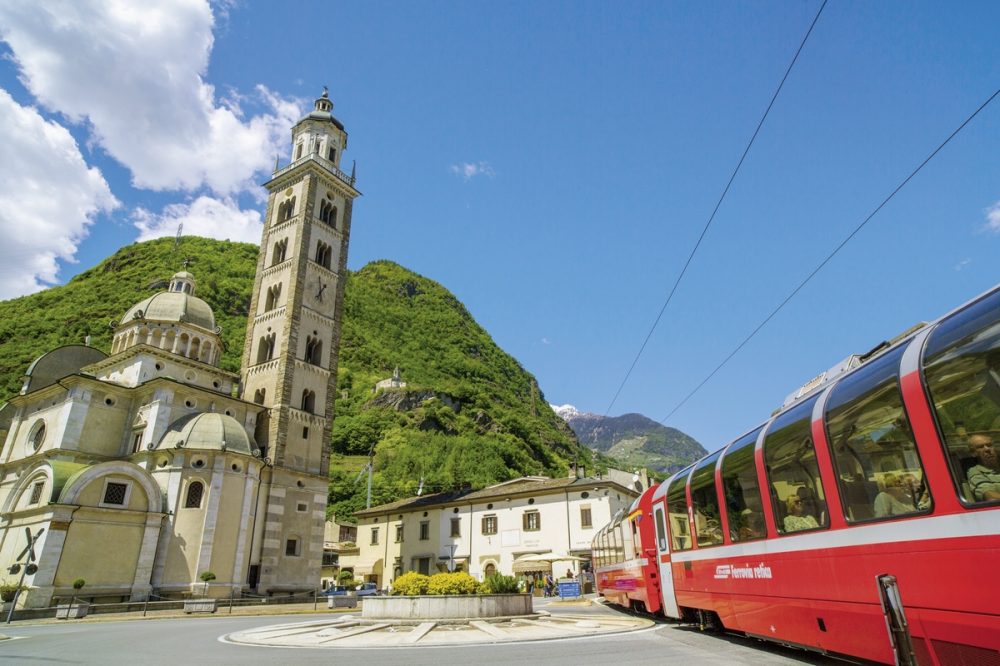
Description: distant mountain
xmin=553 ymin=405 xmax=707 ymax=475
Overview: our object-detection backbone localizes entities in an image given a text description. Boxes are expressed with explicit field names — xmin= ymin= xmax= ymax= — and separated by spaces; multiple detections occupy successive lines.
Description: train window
xmin=764 ymin=397 xmax=829 ymax=535
xmin=826 ymin=346 xmax=930 ymax=522
xmin=666 ymin=472 xmax=692 ymax=551
xmin=690 ymin=452 xmax=724 ymax=547
xmin=654 ymin=505 xmax=668 ymax=552
xmin=721 ymin=428 xmax=765 ymax=542
xmin=923 ymin=288 xmax=1000 ymax=505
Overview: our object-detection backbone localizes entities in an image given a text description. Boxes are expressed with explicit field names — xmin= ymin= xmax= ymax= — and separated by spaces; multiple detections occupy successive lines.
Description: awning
xmin=353 ymin=559 xmax=383 ymax=576
xmin=512 ymin=554 xmax=551 ymax=574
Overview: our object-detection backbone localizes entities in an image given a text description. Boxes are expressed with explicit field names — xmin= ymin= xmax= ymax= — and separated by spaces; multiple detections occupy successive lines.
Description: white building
xmin=346 ymin=475 xmax=639 ymax=588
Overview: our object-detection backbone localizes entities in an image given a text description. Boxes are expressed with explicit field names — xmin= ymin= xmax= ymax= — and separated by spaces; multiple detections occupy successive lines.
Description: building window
xmin=256 ymin=333 xmax=276 ymax=364
xmin=315 ymin=241 xmax=332 ymax=269
xmin=253 ymin=388 xmax=266 ymax=404
xmin=305 ymin=335 xmax=323 ymax=365
xmin=450 ymin=517 xmax=461 ymax=537
xmin=419 ymin=521 xmax=429 ymax=540
xmin=131 ymin=430 xmax=144 ymax=453
xmin=523 ymin=511 xmax=540 ymax=531
xmin=185 ymin=481 xmax=204 ymax=508
xmin=28 ymin=420 xmax=46 ymax=452
xmin=370 ymin=527 xmax=379 ymax=545
xmin=482 ymin=514 xmax=497 ymax=535
xmin=580 ymin=506 xmax=592 ymax=528
xmin=29 ymin=481 xmax=44 ymax=505
xmin=271 ymin=238 xmax=288 ymax=264
xmin=102 ymin=481 xmax=130 ymax=507
xmin=328 ymin=147 xmax=336 ymax=162
xmin=301 ymin=389 xmax=316 ymax=413
xmin=265 ymin=283 xmax=282 ymax=311
xmin=285 ymin=538 xmax=300 ymax=556
xmin=395 ymin=525 xmax=404 ymax=542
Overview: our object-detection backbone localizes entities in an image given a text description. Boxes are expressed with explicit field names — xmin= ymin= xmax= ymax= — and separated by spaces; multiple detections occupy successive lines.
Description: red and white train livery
xmin=593 ymin=284 xmax=1000 ymax=665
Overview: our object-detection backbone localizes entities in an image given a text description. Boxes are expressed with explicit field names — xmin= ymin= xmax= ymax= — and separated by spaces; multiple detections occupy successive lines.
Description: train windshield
xmin=764 ymin=397 xmax=829 ymax=534
xmin=721 ymin=428 xmax=765 ymax=542
xmin=923 ymin=288 xmax=1000 ymax=505
xmin=825 ymin=345 xmax=930 ymax=522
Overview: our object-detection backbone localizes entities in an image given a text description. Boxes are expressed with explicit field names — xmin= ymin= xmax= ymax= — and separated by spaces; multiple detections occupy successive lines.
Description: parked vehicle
xmin=324 ymin=582 xmax=379 ymax=596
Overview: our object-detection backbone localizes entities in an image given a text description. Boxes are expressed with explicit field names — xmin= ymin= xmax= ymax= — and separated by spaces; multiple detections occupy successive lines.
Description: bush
xmin=338 ymin=570 xmax=356 ymax=583
xmin=0 ymin=583 xmax=21 ymax=602
xmin=426 ymin=572 xmax=478 ymax=596
xmin=72 ymin=578 xmax=86 ymax=590
xmin=199 ymin=571 xmax=216 ymax=582
xmin=391 ymin=571 xmax=429 ymax=596
xmin=483 ymin=573 xmax=520 ymax=594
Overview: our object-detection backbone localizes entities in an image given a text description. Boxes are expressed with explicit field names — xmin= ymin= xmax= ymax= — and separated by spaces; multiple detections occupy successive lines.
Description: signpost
xmin=6 ymin=527 xmax=44 ymax=624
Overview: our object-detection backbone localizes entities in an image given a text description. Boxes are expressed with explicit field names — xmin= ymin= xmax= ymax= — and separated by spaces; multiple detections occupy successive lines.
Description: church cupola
xmin=290 ymin=88 xmax=348 ymax=170
xmin=169 ymin=271 xmax=196 ymax=295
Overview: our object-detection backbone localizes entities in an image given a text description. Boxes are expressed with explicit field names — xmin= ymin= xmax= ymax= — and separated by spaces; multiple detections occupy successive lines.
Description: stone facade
xmin=0 ymin=90 xmax=358 ymax=606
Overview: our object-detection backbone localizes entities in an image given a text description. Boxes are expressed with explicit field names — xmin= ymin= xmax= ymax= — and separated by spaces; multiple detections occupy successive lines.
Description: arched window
xmin=253 ymin=388 xmax=266 ymax=404
xmin=315 ymin=242 xmax=331 ymax=269
xmin=295 ymin=144 xmax=303 ymax=160
xmin=271 ymin=239 xmax=287 ymax=264
xmin=185 ymin=481 xmax=204 ymax=509
xmin=328 ymin=147 xmax=336 ymax=162
xmin=265 ymin=283 xmax=282 ymax=311
xmin=301 ymin=389 xmax=316 ymax=413
xmin=256 ymin=333 xmax=276 ymax=364
xmin=319 ymin=200 xmax=333 ymax=224
xmin=305 ymin=336 xmax=323 ymax=365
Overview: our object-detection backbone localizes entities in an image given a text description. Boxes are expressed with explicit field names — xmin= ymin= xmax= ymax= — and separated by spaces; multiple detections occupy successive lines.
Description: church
xmin=0 ymin=90 xmax=357 ymax=607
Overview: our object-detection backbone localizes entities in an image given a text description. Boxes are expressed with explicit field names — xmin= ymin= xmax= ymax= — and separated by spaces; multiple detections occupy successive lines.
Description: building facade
xmin=346 ymin=475 xmax=639 ymax=589
xmin=0 ymin=90 xmax=357 ymax=607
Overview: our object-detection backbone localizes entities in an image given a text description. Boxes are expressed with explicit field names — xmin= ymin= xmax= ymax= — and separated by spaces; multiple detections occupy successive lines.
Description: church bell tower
xmin=240 ymin=89 xmax=359 ymax=591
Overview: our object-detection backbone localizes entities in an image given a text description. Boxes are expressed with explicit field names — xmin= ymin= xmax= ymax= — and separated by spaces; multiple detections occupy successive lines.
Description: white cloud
xmin=954 ymin=258 xmax=972 ymax=271
xmin=133 ymin=196 xmax=262 ymax=244
xmin=449 ymin=161 xmax=495 ymax=182
xmin=985 ymin=201 xmax=1000 ymax=233
xmin=541 ymin=337 xmax=552 ymax=345
xmin=0 ymin=1 xmax=301 ymax=196
xmin=0 ymin=88 xmax=118 ymax=299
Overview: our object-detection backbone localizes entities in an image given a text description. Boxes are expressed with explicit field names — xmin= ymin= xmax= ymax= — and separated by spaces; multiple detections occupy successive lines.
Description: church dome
xmin=155 ymin=412 xmax=259 ymax=457
xmin=122 ymin=292 xmax=216 ymax=331
xmin=120 ymin=271 xmax=216 ymax=332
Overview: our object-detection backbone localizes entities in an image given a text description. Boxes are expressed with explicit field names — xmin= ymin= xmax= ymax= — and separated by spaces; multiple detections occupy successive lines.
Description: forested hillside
xmin=0 ymin=238 xmax=592 ymax=520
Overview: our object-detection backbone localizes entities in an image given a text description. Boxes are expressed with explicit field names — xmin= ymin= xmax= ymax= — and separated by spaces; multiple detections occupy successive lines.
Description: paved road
xmin=0 ymin=598 xmax=844 ymax=665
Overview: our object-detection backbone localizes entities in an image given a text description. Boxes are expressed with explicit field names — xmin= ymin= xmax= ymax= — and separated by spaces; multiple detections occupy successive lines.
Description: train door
xmin=652 ymin=501 xmax=680 ymax=618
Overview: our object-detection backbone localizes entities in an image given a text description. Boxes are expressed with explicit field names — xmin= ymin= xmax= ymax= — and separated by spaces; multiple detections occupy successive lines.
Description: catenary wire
xmin=660 ymin=86 xmax=1000 ymax=424
xmin=602 ymin=0 xmax=829 ymax=418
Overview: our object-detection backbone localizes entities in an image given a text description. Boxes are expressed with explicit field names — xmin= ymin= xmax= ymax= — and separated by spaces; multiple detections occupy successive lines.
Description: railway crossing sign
xmin=5 ymin=527 xmax=44 ymax=624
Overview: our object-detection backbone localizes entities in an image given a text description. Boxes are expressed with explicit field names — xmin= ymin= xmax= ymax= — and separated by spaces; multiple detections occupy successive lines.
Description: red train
xmin=593 ymin=284 xmax=1000 ymax=665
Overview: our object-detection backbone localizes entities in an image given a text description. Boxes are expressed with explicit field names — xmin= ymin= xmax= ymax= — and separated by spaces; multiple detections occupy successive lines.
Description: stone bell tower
xmin=240 ymin=89 xmax=359 ymax=591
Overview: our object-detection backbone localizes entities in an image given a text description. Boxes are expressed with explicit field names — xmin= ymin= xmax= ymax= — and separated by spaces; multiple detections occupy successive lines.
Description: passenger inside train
xmin=783 ymin=494 xmax=819 ymax=532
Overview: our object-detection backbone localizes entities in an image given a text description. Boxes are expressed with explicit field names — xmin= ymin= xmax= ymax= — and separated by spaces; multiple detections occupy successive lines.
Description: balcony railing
xmin=270 ymin=153 xmax=356 ymax=188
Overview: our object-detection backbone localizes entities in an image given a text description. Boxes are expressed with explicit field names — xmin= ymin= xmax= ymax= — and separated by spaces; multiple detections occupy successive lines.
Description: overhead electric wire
xmin=660 ymin=86 xmax=1000 ymax=424
xmin=602 ymin=0 xmax=828 ymax=418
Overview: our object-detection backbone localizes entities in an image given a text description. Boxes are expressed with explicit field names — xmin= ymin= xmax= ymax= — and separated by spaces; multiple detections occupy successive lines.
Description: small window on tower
xmin=295 ymin=144 xmax=303 ymax=160
xmin=185 ymin=481 xmax=204 ymax=508
xmin=328 ymin=147 xmax=336 ymax=162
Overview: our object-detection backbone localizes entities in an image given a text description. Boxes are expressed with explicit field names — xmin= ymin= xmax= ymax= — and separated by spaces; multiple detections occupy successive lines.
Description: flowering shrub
xmin=391 ymin=571 xmax=429 ymax=595
xmin=483 ymin=573 xmax=520 ymax=594
xmin=426 ymin=572 xmax=478 ymax=596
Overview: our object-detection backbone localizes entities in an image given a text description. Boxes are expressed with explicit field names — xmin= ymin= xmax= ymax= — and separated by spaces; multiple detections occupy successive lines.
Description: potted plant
xmin=56 ymin=578 xmax=89 ymax=619
xmin=184 ymin=572 xmax=218 ymax=613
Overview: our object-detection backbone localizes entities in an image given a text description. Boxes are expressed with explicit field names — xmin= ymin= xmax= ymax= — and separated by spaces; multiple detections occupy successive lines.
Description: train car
xmin=592 ymin=484 xmax=662 ymax=614
xmin=603 ymin=283 xmax=1000 ymax=665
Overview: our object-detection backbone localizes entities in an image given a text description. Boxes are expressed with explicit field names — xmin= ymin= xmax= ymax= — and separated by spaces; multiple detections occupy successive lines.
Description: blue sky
xmin=1 ymin=1 xmax=998 ymax=452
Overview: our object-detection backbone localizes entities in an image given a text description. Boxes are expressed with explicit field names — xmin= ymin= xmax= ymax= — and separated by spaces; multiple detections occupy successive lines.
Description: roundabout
xmin=222 ymin=608 xmax=653 ymax=648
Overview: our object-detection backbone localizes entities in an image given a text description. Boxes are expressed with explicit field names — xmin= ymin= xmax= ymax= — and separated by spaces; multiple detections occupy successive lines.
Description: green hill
xmin=0 ymin=238 xmax=591 ymax=519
